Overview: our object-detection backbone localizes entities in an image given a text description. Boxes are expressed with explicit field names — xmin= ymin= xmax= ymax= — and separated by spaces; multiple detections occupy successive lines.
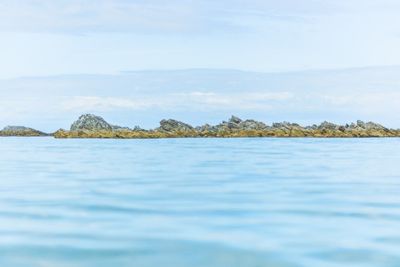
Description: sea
xmin=0 ymin=137 xmax=400 ymax=267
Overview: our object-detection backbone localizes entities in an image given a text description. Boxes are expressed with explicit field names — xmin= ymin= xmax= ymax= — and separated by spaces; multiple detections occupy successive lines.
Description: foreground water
xmin=1 ymin=137 xmax=400 ymax=267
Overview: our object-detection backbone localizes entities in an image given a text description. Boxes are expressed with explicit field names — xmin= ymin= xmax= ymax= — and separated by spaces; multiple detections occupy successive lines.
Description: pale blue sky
xmin=1 ymin=0 xmax=400 ymax=78
xmin=0 ymin=1 xmax=400 ymax=130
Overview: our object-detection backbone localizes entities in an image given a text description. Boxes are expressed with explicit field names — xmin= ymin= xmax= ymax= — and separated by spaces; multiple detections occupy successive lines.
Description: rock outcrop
xmin=70 ymin=114 xmax=113 ymax=131
xmin=214 ymin=116 xmax=268 ymax=132
xmin=5 ymin=113 xmax=398 ymax=139
xmin=0 ymin=126 xmax=48 ymax=136
xmin=158 ymin=119 xmax=194 ymax=133
xmin=49 ymin=114 xmax=400 ymax=138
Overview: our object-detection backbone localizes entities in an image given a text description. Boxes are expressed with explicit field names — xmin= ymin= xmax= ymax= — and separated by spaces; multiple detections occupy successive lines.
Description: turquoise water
xmin=1 ymin=137 xmax=400 ymax=267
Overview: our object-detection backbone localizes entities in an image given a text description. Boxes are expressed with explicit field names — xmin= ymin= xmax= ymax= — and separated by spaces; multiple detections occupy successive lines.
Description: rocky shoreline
xmin=1 ymin=114 xmax=400 ymax=138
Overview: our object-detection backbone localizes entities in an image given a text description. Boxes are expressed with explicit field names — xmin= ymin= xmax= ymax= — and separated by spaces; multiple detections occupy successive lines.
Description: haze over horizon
xmin=1 ymin=1 xmax=400 ymax=131
xmin=1 ymin=67 xmax=400 ymax=132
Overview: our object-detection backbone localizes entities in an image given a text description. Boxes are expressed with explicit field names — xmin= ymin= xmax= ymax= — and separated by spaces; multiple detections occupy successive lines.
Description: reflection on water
xmin=0 ymin=137 xmax=400 ymax=267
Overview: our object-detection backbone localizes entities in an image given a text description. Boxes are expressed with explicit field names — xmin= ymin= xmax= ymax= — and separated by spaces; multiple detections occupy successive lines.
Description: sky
xmin=1 ymin=0 xmax=400 ymax=131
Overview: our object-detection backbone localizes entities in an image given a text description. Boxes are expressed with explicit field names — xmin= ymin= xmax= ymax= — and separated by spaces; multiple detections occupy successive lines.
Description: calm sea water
xmin=0 ymin=137 xmax=400 ymax=267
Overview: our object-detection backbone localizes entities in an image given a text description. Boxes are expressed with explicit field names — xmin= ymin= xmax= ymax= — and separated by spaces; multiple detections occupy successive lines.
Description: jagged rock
xmin=214 ymin=121 xmax=230 ymax=131
xmin=238 ymin=120 xmax=268 ymax=130
xmin=348 ymin=122 xmax=360 ymax=130
xmin=53 ymin=129 xmax=68 ymax=138
xmin=305 ymin=124 xmax=318 ymax=130
xmin=70 ymin=114 xmax=112 ymax=131
xmin=132 ymin=126 xmax=145 ymax=131
xmin=219 ymin=115 xmax=243 ymax=130
xmin=214 ymin=116 xmax=268 ymax=131
xmin=318 ymin=121 xmax=339 ymax=130
xmin=272 ymin=122 xmax=297 ymax=129
xmin=346 ymin=120 xmax=387 ymax=132
xmin=364 ymin=121 xmax=387 ymax=131
xmin=52 ymin=113 xmax=400 ymax=138
xmin=229 ymin=115 xmax=242 ymax=124
xmin=158 ymin=119 xmax=194 ymax=132
xmin=356 ymin=120 xmax=365 ymax=128
xmin=196 ymin=124 xmax=214 ymax=132
xmin=270 ymin=122 xmax=308 ymax=136
xmin=0 ymin=126 xmax=47 ymax=136
xmin=111 ymin=125 xmax=131 ymax=131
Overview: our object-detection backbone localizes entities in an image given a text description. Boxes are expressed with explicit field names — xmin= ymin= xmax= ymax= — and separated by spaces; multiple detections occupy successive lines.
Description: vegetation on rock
xmin=1 ymin=114 xmax=399 ymax=138
xmin=0 ymin=126 xmax=48 ymax=137
xmin=51 ymin=114 xmax=400 ymax=139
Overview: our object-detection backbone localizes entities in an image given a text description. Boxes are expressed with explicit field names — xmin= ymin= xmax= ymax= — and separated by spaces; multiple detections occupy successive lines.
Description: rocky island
xmin=0 ymin=126 xmax=49 ymax=137
xmin=1 ymin=114 xmax=399 ymax=138
xmin=47 ymin=114 xmax=400 ymax=138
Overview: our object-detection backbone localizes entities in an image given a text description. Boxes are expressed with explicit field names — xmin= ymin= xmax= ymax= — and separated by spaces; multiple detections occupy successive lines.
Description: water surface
xmin=0 ymin=137 xmax=400 ymax=267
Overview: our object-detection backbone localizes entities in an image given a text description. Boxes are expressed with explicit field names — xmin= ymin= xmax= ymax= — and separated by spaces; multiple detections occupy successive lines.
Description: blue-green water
xmin=1 ymin=137 xmax=400 ymax=267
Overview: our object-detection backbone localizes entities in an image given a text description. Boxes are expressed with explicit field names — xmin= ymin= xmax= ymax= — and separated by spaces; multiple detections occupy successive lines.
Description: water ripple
xmin=0 ymin=137 xmax=400 ymax=266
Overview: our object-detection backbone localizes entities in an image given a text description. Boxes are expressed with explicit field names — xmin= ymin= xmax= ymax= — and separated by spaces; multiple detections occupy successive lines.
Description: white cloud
xmin=0 ymin=0 xmax=261 ymax=34
xmin=2 ymin=68 xmax=400 ymax=130
xmin=322 ymin=95 xmax=352 ymax=106
xmin=173 ymin=91 xmax=294 ymax=109
xmin=322 ymin=92 xmax=400 ymax=114
xmin=63 ymin=91 xmax=400 ymax=116
xmin=1 ymin=1 xmax=400 ymax=79
xmin=62 ymin=96 xmax=160 ymax=111
xmin=0 ymin=0 xmax=351 ymax=34
xmin=61 ymin=91 xmax=295 ymax=112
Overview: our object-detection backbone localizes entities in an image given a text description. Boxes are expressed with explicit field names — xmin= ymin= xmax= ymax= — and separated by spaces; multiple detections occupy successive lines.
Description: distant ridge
xmin=5 ymin=65 xmax=400 ymax=81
